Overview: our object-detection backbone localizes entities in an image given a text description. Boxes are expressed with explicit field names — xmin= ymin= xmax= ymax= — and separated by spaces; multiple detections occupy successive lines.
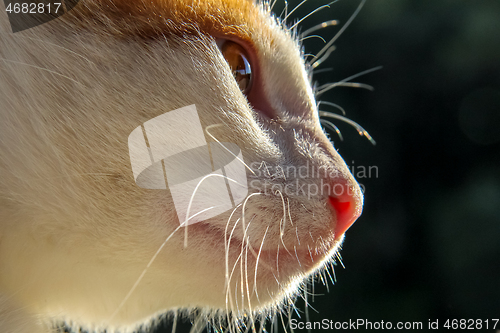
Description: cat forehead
xmin=64 ymin=0 xmax=272 ymax=42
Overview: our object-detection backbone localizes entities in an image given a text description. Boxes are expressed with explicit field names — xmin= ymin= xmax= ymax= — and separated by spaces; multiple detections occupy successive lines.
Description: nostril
xmin=329 ymin=191 xmax=361 ymax=237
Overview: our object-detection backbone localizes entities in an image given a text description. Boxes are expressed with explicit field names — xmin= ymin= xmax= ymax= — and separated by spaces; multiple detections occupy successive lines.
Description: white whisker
xmin=279 ymin=0 xmax=288 ymax=20
xmin=0 ymin=58 xmax=84 ymax=86
xmin=319 ymin=110 xmax=376 ymax=145
xmin=171 ymin=311 xmax=178 ymax=333
xmin=303 ymin=53 xmax=316 ymax=60
xmin=320 ymin=119 xmax=344 ymax=142
xmin=303 ymin=283 xmax=310 ymax=329
xmin=311 ymin=46 xmax=335 ymax=69
xmin=290 ymin=1 xmax=336 ymax=31
xmin=109 ymin=223 xmax=183 ymax=322
xmin=286 ymin=198 xmax=293 ymax=226
xmin=279 ymin=311 xmax=289 ymax=333
xmin=228 ymin=250 xmax=244 ymax=315
xmin=295 ymin=227 xmax=300 ymax=246
xmin=299 ymin=35 xmax=327 ymax=43
xmin=310 ymin=0 xmax=366 ymax=64
xmin=13 ymin=173 xmax=118 ymax=181
xmin=293 ymin=246 xmax=302 ymax=268
xmin=307 ymin=245 xmax=314 ymax=262
xmin=275 ymin=241 xmax=280 ymax=276
xmin=225 ymin=205 xmax=243 ymax=289
xmin=240 ymin=193 xmax=263 ymax=235
xmin=189 ymin=312 xmax=207 ymax=333
xmin=318 ymin=101 xmax=346 ymax=115
xmin=0 ymin=32 xmax=96 ymax=65
xmin=317 ymin=81 xmax=375 ymax=93
xmin=315 ymin=66 xmax=382 ymax=96
xmin=324 ymin=265 xmax=335 ymax=286
xmin=287 ymin=302 xmax=295 ymax=333
xmin=183 ymin=172 xmax=248 ymax=247
xmin=299 ymin=19 xmax=339 ymax=38
xmin=225 ymin=217 xmax=241 ymax=317
xmin=336 ymin=252 xmax=345 ymax=269
xmin=205 ymin=124 xmax=256 ymax=175
xmin=253 ymin=225 xmax=270 ymax=301
xmin=318 ymin=271 xmax=326 ymax=287
xmin=275 ymin=190 xmax=289 ymax=253
xmin=312 ymin=67 xmax=333 ymax=75
xmin=270 ymin=0 xmax=278 ymax=11
xmin=316 ymin=66 xmax=382 ymax=96
xmin=257 ymin=161 xmax=271 ymax=177
xmin=329 ymin=262 xmax=337 ymax=284
xmin=239 ymin=232 xmax=247 ymax=312
xmin=284 ymin=0 xmax=308 ymax=21
xmin=244 ymin=235 xmax=258 ymax=333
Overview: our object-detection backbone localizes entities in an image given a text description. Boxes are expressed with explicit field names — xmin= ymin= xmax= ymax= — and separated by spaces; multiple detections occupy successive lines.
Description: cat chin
xmin=162 ymin=195 xmax=349 ymax=308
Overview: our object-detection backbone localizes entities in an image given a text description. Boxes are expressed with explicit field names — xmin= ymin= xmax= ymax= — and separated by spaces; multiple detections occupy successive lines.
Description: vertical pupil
xmin=221 ymin=41 xmax=252 ymax=94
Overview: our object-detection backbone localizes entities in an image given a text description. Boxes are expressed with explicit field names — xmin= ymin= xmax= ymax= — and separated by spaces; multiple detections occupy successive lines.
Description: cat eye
xmin=216 ymin=38 xmax=274 ymax=119
xmin=219 ymin=40 xmax=253 ymax=94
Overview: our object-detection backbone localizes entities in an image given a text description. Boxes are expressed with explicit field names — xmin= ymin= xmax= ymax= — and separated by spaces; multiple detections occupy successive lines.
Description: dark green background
xmin=154 ymin=0 xmax=500 ymax=332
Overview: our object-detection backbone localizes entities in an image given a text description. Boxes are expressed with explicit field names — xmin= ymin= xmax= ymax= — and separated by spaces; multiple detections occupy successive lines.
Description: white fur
xmin=0 ymin=1 xmax=362 ymax=332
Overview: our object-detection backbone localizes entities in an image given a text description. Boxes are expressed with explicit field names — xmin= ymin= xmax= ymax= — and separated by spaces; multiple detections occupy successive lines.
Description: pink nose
xmin=329 ymin=190 xmax=362 ymax=237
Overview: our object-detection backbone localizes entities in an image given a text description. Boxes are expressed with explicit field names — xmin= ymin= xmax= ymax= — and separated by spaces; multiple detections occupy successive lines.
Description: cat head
xmin=0 ymin=0 xmax=362 ymax=330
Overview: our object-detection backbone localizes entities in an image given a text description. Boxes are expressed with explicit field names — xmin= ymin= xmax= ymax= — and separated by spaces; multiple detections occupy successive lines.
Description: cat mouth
xmin=180 ymin=192 xmax=356 ymax=275
xmin=168 ymin=192 xmax=357 ymax=310
xmin=255 ymin=236 xmax=341 ymax=274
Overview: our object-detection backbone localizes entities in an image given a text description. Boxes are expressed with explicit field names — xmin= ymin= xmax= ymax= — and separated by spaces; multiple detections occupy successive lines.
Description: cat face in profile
xmin=0 ymin=0 xmax=364 ymax=332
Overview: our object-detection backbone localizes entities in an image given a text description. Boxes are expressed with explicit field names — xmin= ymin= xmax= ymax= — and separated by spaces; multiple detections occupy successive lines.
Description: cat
xmin=0 ymin=0 xmax=366 ymax=332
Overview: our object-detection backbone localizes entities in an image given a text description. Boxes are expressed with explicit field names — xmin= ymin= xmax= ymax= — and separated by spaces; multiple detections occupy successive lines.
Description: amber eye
xmin=219 ymin=40 xmax=253 ymax=94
